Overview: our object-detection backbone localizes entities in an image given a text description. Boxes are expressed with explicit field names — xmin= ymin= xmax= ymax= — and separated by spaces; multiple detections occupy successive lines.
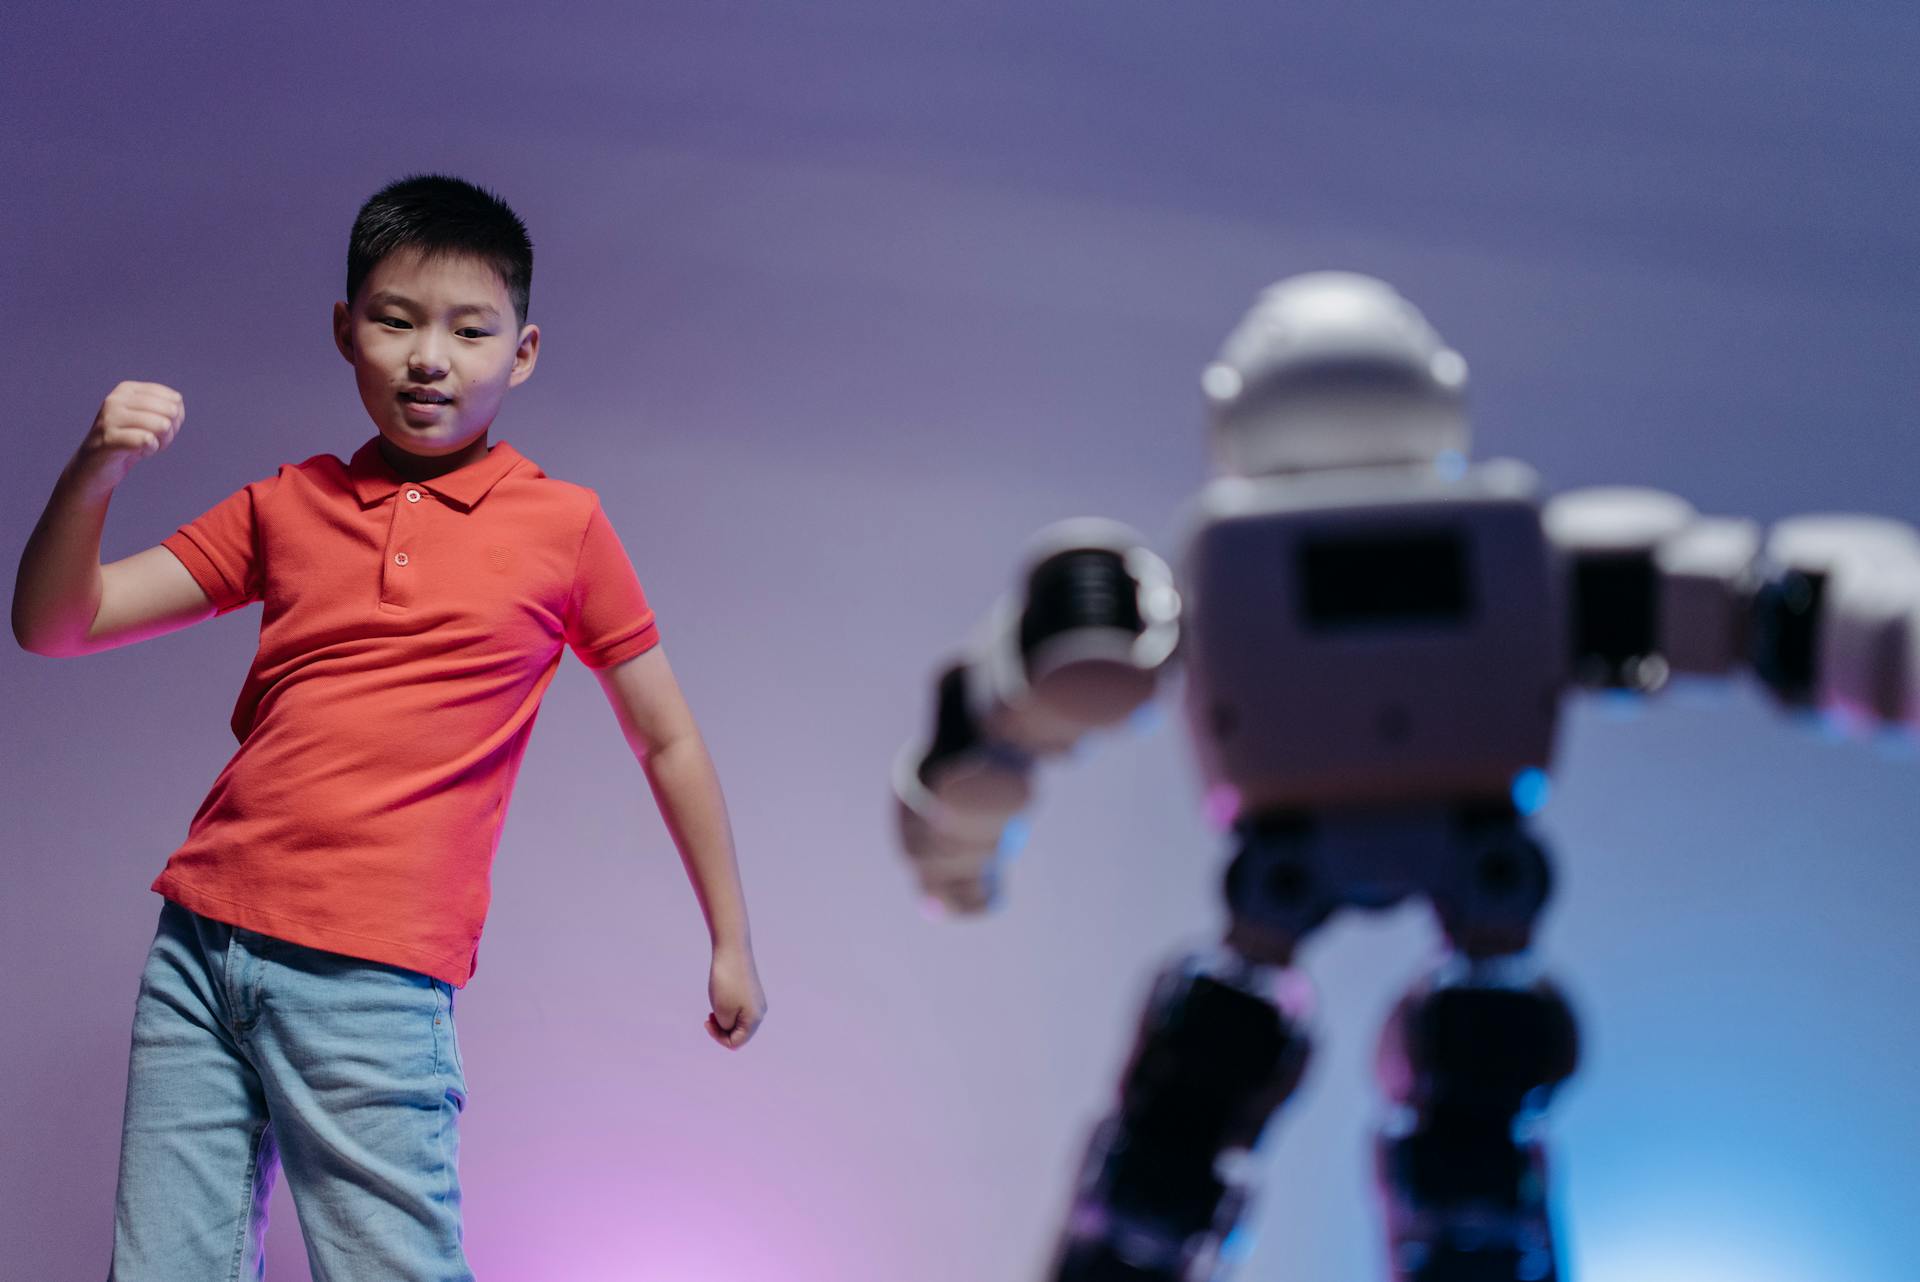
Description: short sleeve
xmin=564 ymin=499 xmax=660 ymax=669
xmin=161 ymin=473 xmax=277 ymax=616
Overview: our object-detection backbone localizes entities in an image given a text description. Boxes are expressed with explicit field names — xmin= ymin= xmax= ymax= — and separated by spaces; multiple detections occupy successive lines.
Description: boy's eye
xmin=377 ymin=317 xmax=411 ymax=329
xmin=457 ymin=329 xmax=491 ymax=339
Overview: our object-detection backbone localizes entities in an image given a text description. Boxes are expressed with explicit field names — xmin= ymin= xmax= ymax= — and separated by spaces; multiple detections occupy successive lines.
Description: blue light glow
xmin=1511 ymin=767 xmax=1551 ymax=816
xmin=997 ymin=816 xmax=1032 ymax=862
xmin=1218 ymin=1222 xmax=1254 ymax=1268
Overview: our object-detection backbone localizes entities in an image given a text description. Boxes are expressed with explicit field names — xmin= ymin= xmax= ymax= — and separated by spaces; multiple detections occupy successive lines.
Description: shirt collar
xmin=347 ymin=437 xmax=526 ymax=511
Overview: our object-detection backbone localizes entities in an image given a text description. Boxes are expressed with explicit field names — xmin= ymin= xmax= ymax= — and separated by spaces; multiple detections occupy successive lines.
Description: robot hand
xmin=1546 ymin=487 xmax=1920 ymax=729
xmin=892 ymin=519 xmax=1181 ymax=913
xmin=1752 ymin=514 xmax=1920 ymax=726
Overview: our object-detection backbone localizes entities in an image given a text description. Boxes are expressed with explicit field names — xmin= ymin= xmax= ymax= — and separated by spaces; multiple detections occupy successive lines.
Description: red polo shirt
xmin=153 ymin=436 xmax=659 ymax=986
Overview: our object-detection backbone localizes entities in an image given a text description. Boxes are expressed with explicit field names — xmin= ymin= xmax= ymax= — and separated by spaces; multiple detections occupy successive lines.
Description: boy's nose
xmin=408 ymin=341 xmax=449 ymax=379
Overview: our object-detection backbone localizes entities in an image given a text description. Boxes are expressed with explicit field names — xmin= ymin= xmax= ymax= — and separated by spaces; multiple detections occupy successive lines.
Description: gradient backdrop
xmin=4 ymin=4 xmax=1917 ymax=1280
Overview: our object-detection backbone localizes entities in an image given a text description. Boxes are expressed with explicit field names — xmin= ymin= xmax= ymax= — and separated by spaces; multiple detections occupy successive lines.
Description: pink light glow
xmin=1203 ymin=784 xmax=1242 ymax=831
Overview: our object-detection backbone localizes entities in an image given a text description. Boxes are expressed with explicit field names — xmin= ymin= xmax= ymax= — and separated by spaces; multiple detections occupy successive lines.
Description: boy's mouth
xmin=400 ymin=389 xmax=454 ymax=405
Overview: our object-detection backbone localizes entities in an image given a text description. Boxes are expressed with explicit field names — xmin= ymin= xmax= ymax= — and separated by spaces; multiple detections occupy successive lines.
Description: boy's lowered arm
xmin=593 ymin=643 xmax=767 ymax=1049
xmin=13 ymin=382 xmax=213 ymax=657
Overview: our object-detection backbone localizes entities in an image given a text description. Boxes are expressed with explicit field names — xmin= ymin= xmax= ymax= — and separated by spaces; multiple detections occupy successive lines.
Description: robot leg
xmin=1372 ymin=968 xmax=1579 ymax=1282
xmin=1049 ymin=951 xmax=1313 ymax=1282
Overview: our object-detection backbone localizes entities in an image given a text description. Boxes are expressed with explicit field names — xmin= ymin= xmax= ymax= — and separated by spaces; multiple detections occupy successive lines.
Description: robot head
xmin=1203 ymin=271 xmax=1469 ymax=477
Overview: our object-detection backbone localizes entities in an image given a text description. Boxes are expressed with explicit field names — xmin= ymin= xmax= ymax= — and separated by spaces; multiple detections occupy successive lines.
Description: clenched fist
xmin=70 ymin=381 xmax=185 ymax=494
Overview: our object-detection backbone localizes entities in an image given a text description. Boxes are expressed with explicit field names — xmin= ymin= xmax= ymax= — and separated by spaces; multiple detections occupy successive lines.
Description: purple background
xmin=5 ymin=4 xmax=1918 ymax=1279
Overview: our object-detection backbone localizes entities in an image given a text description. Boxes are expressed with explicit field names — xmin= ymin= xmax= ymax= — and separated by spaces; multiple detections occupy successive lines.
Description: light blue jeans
xmin=110 ymin=900 xmax=472 ymax=1281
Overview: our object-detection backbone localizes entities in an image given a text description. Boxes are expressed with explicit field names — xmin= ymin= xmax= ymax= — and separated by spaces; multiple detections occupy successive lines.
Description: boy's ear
xmin=509 ymin=323 xmax=541 ymax=388
xmin=331 ymin=301 xmax=355 ymax=364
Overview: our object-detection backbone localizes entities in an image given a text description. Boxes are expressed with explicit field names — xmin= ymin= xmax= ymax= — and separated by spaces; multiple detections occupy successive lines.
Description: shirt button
xmin=406 ymin=489 xmax=422 ymax=503
xmin=394 ymin=552 xmax=409 ymax=567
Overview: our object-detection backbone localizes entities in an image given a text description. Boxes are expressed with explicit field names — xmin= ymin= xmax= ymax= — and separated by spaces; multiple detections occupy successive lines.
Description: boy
xmin=11 ymin=174 xmax=766 ymax=1279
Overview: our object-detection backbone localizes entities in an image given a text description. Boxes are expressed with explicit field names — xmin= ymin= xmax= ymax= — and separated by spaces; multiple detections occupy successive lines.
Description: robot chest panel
xmin=1178 ymin=491 xmax=1563 ymax=811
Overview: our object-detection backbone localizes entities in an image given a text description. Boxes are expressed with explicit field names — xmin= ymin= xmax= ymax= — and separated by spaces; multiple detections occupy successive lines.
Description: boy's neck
xmin=377 ymin=432 xmax=491 ymax=483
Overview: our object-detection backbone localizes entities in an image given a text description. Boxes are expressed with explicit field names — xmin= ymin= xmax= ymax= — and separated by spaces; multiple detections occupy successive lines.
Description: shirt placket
xmin=380 ymin=484 xmax=429 ymax=609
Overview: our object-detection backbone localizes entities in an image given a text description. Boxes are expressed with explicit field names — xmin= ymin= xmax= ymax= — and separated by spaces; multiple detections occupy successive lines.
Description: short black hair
xmin=347 ymin=174 xmax=533 ymax=325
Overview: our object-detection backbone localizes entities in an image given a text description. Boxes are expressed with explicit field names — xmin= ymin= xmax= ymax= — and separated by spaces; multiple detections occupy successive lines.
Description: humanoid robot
xmin=889 ymin=271 xmax=1920 ymax=1282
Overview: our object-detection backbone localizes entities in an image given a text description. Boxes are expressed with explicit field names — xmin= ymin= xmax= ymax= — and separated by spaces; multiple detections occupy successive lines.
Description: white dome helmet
xmin=1203 ymin=271 xmax=1469 ymax=477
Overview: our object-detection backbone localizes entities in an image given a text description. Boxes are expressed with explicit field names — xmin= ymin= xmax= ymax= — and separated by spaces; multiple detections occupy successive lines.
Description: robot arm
xmin=892 ymin=519 xmax=1181 ymax=913
xmin=1544 ymin=487 xmax=1920 ymax=726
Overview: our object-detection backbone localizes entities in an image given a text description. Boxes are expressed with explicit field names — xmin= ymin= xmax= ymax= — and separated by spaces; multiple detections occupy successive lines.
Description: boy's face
xmin=332 ymin=248 xmax=539 ymax=458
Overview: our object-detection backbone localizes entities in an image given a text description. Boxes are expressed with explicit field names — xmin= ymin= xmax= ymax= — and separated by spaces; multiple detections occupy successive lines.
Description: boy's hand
xmin=705 ymin=942 xmax=767 ymax=1051
xmin=70 ymin=381 xmax=185 ymax=495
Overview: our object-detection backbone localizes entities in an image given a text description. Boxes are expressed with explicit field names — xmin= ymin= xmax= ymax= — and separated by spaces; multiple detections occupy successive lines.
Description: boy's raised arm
xmin=13 ymin=381 xmax=212 ymax=657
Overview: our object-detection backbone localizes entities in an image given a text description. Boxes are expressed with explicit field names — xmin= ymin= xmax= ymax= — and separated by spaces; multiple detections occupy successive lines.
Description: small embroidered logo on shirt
xmin=486 ymin=545 xmax=515 ymax=574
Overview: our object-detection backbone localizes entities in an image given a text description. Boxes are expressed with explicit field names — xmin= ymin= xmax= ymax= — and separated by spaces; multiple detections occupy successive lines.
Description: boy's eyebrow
xmin=365 ymin=290 xmax=503 ymax=321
